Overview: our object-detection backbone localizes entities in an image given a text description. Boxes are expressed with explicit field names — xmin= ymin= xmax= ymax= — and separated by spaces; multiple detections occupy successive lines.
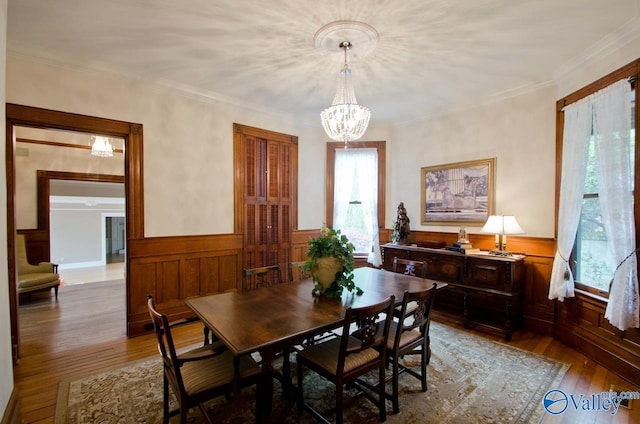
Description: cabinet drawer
xmin=425 ymin=255 xmax=464 ymax=281
xmin=466 ymin=259 xmax=505 ymax=290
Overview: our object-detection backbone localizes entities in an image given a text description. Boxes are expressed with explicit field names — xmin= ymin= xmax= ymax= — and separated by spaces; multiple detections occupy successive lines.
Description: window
xmin=574 ymin=107 xmax=635 ymax=294
xmin=552 ymin=59 xmax=640 ymax=330
xmin=333 ymin=148 xmax=377 ymax=255
xmin=326 ymin=141 xmax=385 ymax=265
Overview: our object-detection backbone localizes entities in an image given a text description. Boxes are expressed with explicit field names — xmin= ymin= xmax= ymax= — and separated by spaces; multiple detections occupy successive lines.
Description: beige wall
xmin=6 ymin=54 xmax=328 ymax=235
xmin=1 ymin=0 xmax=14 ymax=417
xmin=390 ymin=85 xmax=558 ymax=238
xmin=14 ymin=127 xmax=125 ymax=230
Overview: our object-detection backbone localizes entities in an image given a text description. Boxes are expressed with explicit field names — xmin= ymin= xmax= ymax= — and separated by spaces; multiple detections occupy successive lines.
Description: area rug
xmin=55 ymin=322 xmax=568 ymax=423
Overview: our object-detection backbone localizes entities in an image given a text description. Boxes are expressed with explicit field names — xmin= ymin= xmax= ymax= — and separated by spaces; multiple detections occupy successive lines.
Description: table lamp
xmin=480 ymin=215 xmax=524 ymax=255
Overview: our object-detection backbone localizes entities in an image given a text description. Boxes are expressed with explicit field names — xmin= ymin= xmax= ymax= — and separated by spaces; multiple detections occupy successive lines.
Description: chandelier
xmin=320 ymin=41 xmax=371 ymax=147
xmin=90 ymin=136 xmax=114 ymax=157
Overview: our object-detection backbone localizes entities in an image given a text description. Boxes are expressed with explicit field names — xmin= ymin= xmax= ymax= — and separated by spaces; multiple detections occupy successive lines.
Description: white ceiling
xmin=6 ymin=0 xmax=640 ymax=126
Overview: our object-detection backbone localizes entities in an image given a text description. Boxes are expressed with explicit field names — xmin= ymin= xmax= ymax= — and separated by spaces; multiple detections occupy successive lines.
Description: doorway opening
xmin=105 ymin=216 xmax=126 ymax=264
xmin=6 ymin=103 xmax=144 ymax=363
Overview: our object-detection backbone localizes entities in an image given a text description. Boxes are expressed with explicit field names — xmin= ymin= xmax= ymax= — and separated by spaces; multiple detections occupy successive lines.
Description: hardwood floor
xmin=57 ymin=261 xmax=125 ymax=286
xmin=13 ymin=280 xmax=640 ymax=423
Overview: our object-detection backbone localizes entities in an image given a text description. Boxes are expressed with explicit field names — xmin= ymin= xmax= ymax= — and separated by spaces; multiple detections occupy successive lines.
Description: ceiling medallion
xmin=314 ymin=20 xmax=379 ymax=59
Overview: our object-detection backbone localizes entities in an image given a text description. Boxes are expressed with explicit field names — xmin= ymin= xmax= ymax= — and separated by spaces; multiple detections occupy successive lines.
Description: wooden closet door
xmin=234 ymin=124 xmax=297 ymax=287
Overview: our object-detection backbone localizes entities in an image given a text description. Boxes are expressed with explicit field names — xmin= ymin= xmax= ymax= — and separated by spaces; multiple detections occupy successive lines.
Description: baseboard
xmin=522 ymin=315 xmax=555 ymax=336
xmin=0 ymin=388 xmax=21 ymax=424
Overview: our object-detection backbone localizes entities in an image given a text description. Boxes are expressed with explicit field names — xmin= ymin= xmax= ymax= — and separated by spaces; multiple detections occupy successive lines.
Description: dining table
xmin=184 ymin=266 xmax=446 ymax=422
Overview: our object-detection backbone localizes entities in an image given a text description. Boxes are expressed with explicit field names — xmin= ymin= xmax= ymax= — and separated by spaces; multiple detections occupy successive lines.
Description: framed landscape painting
xmin=421 ymin=158 xmax=495 ymax=225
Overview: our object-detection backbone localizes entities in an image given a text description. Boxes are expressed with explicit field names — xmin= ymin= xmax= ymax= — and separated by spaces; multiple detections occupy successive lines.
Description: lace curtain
xmin=333 ymin=151 xmax=353 ymax=232
xmin=592 ymin=81 xmax=638 ymax=330
xmin=549 ymin=79 xmax=638 ymax=330
xmin=333 ymin=149 xmax=381 ymax=267
xmin=548 ymin=98 xmax=591 ymax=301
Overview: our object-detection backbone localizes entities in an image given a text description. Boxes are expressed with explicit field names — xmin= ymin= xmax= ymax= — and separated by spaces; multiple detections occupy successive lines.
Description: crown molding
xmin=6 ymin=47 xmax=305 ymax=127
xmin=553 ymin=16 xmax=640 ymax=83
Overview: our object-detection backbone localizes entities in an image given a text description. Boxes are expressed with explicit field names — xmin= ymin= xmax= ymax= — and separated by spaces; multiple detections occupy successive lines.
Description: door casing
xmin=5 ymin=103 xmax=144 ymax=363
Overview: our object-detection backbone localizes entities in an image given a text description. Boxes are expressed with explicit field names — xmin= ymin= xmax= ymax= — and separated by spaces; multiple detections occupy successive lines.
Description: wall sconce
xmin=480 ymin=215 xmax=524 ymax=255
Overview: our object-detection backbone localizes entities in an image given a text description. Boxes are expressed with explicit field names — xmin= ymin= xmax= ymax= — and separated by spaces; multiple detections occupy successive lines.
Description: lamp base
xmin=488 ymin=249 xmax=514 ymax=257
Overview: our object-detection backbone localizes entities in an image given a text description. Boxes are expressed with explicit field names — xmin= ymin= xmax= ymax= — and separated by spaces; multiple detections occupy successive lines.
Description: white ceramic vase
xmin=312 ymin=256 xmax=343 ymax=291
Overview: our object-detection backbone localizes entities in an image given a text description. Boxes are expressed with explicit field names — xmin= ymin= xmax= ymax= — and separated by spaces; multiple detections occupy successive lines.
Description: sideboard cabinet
xmin=381 ymin=243 xmax=525 ymax=340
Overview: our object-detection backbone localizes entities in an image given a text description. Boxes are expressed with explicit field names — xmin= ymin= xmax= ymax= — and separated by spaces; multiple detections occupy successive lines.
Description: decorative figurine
xmin=458 ymin=227 xmax=470 ymax=244
xmin=394 ymin=202 xmax=411 ymax=245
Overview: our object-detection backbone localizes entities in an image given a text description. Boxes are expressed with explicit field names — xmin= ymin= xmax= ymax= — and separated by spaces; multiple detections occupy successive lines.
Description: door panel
xmin=234 ymin=124 xmax=298 ymax=284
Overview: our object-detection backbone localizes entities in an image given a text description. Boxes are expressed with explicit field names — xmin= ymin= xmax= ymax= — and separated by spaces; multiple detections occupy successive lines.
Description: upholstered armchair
xmin=16 ymin=234 xmax=60 ymax=299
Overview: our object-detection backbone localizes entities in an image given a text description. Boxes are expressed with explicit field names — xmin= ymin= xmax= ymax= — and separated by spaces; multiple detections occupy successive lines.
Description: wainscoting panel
xmin=292 ymin=229 xmax=318 ymax=261
xmin=127 ymin=234 xmax=243 ymax=336
xmin=125 ymin=228 xmax=640 ymax=385
xmin=556 ymin=293 xmax=640 ymax=384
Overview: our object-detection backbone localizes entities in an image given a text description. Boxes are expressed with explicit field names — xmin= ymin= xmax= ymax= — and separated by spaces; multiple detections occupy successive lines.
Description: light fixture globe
xmin=320 ymin=41 xmax=371 ymax=147
xmin=90 ymin=136 xmax=114 ymax=157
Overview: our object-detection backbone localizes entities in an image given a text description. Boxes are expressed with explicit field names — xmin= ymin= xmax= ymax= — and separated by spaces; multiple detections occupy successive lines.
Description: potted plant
xmin=305 ymin=226 xmax=363 ymax=298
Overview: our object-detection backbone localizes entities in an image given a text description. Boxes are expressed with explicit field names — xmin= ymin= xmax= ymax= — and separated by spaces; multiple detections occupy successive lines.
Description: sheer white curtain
xmin=333 ymin=149 xmax=381 ymax=266
xmin=355 ymin=150 xmax=381 ymax=266
xmin=333 ymin=151 xmax=354 ymax=231
xmin=592 ymin=80 xmax=639 ymax=330
xmin=548 ymin=98 xmax=592 ymax=301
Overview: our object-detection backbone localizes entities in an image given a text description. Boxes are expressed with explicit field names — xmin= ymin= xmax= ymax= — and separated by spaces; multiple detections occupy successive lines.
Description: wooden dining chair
xmin=392 ymin=256 xmax=427 ymax=278
xmin=147 ymin=296 xmax=261 ymax=424
xmin=289 ymin=260 xmax=312 ymax=282
xmin=242 ymin=264 xmax=282 ymax=290
xmin=296 ymin=295 xmax=396 ymax=424
xmin=385 ymin=283 xmax=437 ymax=413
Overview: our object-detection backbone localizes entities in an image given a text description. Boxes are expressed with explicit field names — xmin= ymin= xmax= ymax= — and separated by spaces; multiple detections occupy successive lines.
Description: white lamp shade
xmin=480 ymin=215 xmax=525 ymax=235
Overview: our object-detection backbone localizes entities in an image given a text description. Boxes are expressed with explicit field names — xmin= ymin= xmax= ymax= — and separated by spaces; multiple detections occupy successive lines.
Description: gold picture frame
xmin=421 ymin=158 xmax=496 ymax=225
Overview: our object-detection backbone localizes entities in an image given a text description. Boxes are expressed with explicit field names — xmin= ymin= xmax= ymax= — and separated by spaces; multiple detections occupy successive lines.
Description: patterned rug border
xmin=54 ymin=322 xmax=570 ymax=424
xmin=55 ymin=355 xmax=155 ymax=424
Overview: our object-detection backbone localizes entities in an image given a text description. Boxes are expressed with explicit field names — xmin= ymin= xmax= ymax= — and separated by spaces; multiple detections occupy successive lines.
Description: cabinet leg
xmin=463 ymin=291 xmax=469 ymax=329
xmin=505 ymin=301 xmax=512 ymax=341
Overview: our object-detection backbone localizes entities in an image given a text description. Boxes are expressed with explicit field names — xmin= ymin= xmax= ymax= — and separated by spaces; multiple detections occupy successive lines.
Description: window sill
xmin=574 ymin=287 xmax=609 ymax=304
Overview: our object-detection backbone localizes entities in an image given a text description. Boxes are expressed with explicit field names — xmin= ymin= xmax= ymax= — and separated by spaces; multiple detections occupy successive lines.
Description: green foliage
xmin=391 ymin=219 xmax=399 ymax=243
xmin=305 ymin=226 xmax=363 ymax=298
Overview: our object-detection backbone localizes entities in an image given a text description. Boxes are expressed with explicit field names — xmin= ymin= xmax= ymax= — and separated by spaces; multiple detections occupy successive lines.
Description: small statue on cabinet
xmin=458 ymin=227 xmax=470 ymax=244
xmin=394 ymin=202 xmax=411 ymax=245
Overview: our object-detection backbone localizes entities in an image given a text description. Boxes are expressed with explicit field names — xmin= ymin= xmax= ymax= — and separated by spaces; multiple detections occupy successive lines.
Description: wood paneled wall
xmin=291 ymin=229 xmax=319 ymax=261
xmin=126 ymin=233 xmax=243 ymax=336
xmin=556 ymin=293 xmax=640 ymax=384
xmin=128 ymin=229 xmax=316 ymax=337
xmin=121 ymin=226 xmax=638 ymax=382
